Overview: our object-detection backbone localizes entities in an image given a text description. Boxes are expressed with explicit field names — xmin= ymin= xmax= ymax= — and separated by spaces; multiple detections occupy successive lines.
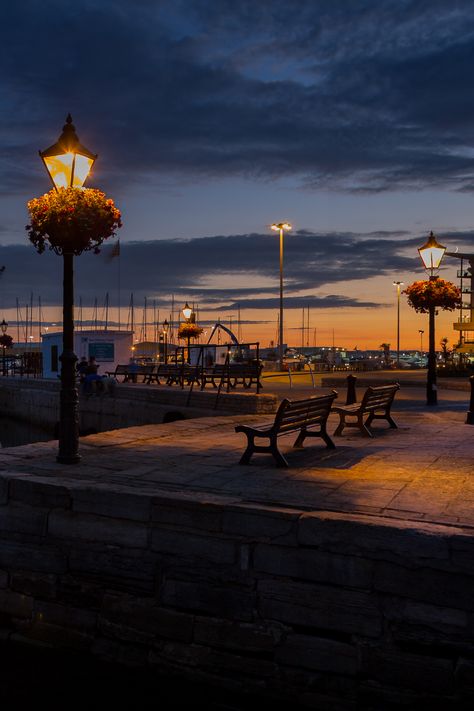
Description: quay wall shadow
xmin=0 ymin=473 xmax=473 ymax=708
xmin=0 ymin=378 xmax=277 ymax=435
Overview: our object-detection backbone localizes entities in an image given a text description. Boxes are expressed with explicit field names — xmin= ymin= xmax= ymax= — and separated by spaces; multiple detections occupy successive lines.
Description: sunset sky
xmin=1 ymin=0 xmax=474 ymax=349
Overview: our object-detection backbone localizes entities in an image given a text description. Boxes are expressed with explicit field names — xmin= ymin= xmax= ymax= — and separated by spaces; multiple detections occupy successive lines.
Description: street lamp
xmin=271 ymin=222 xmax=292 ymax=371
xmin=1 ymin=319 xmax=7 ymax=376
xmin=419 ymin=329 xmax=424 ymax=358
xmin=418 ymin=231 xmax=446 ymax=406
xmin=182 ymin=302 xmax=194 ymax=362
xmin=162 ymin=318 xmax=169 ymax=363
xmin=39 ymin=116 xmax=96 ymax=463
xmin=393 ymin=281 xmax=404 ymax=368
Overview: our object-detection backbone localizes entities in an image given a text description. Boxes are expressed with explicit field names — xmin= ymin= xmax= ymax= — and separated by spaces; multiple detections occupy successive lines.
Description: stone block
xmin=152 ymin=639 xmax=276 ymax=679
xmin=0 ymin=540 xmax=67 ymax=574
xmin=72 ymin=486 xmax=151 ymax=522
xmin=10 ymin=571 xmax=57 ymax=600
xmin=48 ymin=510 xmax=148 ymax=549
xmin=33 ymin=600 xmax=97 ymax=631
xmin=0 ymin=503 xmax=48 ymax=536
xmin=253 ymin=544 xmax=373 ymax=588
xmin=150 ymin=528 xmax=236 ymax=565
xmin=151 ymin=499 xmax=222 ymax=532
xmin=384 ymin=597 xmax=471 ymax=647
xmin=449 ymin=534 xmax=474 ymax=574
xmin=275 ymin=633 xmax=357 ymax=676
xmin=68 ymin=545 xmax=158 ymax=593
xmin=455 ymin=658 xmax=474 ymax=689
xmin=299 ymin=512 xmax=451 ymax=564
xmin=222 ymin=506 xmax=299 ymax=543
xmin=9 ymin=477 xmax=71 ymax=509
xmin=194 ymin=616 xmax=279 ymax=652
xmin=0 ymin=589 xmax=33 ymax=618
xmin=374 ymin=561 xmax=474 ymax=610
xmin=0 ymin=476 xmax=8 ymax=504
xmin=258 ymin=579 xmax=381 ymax=637
xmin=24 ymin=621 xmax=93 ymax=651
xmin=101 ymin=593 xmax=193 ymax=643
xmin=161 ymin=579 xmax=255 ymax=621
xmin=360 ymin=646 xmax=454 ymax=694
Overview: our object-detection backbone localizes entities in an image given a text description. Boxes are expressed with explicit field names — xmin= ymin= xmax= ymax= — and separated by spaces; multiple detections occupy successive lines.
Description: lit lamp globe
xmin=418 ymin=231 xmax=446 ymax=277
xmin=39 ymin=114 xmax=97 ymax=190
xmin=162 ymin=318 xmax=169 ymax=334
xmin=0 ymin=319 xmax=7 ymax=334
xmin=182 ymin=302 xmax=193 ymax=321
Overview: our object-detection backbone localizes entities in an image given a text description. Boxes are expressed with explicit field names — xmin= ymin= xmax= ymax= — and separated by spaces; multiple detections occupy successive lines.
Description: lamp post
xmin=271 ymin=222 xmax=292 ymax=371
xmin=419 ymin=329 xmax=424 ymax=358
xmin=39 ymin=115 xmax=97 ymax=463
xmin=393 ymin=281 xmax=404 ymax=368
xmin=182 ymin=302 xmax=193 ymax=363
xmin=418 ymin=231 xmax=446 ymax=406
xmin=1 ymin=319 xmax=7 ymax=376
xmin=162 ymin=318 xmax=169 ymax=363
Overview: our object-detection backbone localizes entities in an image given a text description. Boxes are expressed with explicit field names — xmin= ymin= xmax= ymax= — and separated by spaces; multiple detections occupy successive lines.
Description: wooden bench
xmin=235 ymin=391 xmax=338 ymax=467
xmin=332 ymin=383 xmax=400 ymax=438
xmin=105 ymin=364 xmax=129 ymax=382
xmin=201 ymin=362 xmax=263 ymax=390
xmin=105 ymin=364 xmax=155 ymax=383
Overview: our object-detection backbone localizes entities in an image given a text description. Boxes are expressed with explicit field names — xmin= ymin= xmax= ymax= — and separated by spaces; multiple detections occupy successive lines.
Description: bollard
xmin=466 ymin=375 xmax=474 ymax=425
xmin=346 ymin=374 xmax=357 ymax=405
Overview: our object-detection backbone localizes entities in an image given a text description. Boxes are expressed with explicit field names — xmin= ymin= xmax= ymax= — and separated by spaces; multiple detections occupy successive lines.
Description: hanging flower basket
xmin=26 ymin=187 xmax=122 ymax=255
xmin=178 ymin=323 xmax=203 ymax=340
xmin=404 ymin=279 xmax=461 ymax=314
xmin=0 ymin=334 xmax=13 ymax=349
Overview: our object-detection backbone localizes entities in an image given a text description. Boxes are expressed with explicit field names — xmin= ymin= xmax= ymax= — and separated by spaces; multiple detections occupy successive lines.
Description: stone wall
xmin=0 ymin=378 xmax=277 ymax=434
xmin=0 ymin=471 xmax=473 ymax=708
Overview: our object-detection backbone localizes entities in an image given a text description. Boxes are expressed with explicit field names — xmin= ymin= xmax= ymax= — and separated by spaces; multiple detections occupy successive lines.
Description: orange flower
xmin=26 ymin=187 xmax=122 ymax=255
xmin=404 ymin=279 xmax=461 ymax=314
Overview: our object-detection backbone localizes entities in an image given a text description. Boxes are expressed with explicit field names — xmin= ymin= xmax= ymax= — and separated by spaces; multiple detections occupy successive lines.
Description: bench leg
xmin=269 ymin=435 xmax=288 ymax=467
xmin=358 ymin=414 xmax=373 ymax=437
xmin=334 ymin=413 xmax=346 ymax=436
xmin=239 ymin=433 xmax=255 ymax=464
xmin=294 ymin=427 xmax=336 ymax=450
xmin=366 ymin=412 xmax=398 ymax=430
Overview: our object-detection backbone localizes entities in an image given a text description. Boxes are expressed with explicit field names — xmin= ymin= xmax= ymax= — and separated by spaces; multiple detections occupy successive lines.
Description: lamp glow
xmin=40 ymin=114 xmax=97 ymax=191
xmin=418 ymin=231 xmax=446 ymax=275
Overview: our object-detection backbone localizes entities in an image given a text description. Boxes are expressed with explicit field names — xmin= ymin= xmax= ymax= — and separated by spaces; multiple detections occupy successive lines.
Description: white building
xmin=41 ymin=330 xmax=133 ymax=379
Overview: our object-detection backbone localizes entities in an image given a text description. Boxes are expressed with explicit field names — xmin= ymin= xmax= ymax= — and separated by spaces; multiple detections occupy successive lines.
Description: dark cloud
xmin=1 ymin=229 xmax=471 ymax=312
xmin=2 ymin=1 xmax=474 ymax=196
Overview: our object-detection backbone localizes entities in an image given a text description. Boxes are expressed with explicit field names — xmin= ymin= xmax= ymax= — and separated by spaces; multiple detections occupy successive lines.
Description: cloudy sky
xmin=1 ymin=0 xmax=473 ymax=348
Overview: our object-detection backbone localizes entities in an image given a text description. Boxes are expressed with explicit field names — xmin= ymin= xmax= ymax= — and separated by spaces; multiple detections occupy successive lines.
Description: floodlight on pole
xmin=271 ymin=222 xmax=292 ymax=371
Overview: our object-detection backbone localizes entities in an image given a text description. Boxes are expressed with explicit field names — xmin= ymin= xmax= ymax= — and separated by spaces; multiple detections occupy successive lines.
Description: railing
xmin=262 ymin=363 xmax=317 ymax=389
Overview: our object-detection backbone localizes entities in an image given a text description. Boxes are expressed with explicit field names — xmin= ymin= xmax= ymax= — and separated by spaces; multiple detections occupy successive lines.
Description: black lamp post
xmin=162 ymin=318 xmax=169 ymax=363
xmin=1 ymin=319 xmax=7 ymax=376
xmin=182 ymin=302 xmax=193 ymax=363
xmin=39 ymin=115 xmax=97 ymax=463
xmin=418 ymin=231 xmax=446 ymax=406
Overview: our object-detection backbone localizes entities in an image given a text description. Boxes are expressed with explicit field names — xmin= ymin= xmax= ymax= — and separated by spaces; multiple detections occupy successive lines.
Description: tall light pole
xmin=393 ymin=281 xmax=404 ymax=368
xmin=271 ymin=222 xmax=292 ymax=371
xmin=419 ymin=329 xmax=424 ymax=358
xmin=418 ymin=231 xmax=446 ymax=406
xmin=39 ymin=115 xmax=97 ymax=463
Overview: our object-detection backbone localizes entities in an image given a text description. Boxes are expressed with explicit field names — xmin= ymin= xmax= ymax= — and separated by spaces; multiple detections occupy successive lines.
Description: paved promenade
xmin=1 ymin=380 xmax=472 ymax=531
